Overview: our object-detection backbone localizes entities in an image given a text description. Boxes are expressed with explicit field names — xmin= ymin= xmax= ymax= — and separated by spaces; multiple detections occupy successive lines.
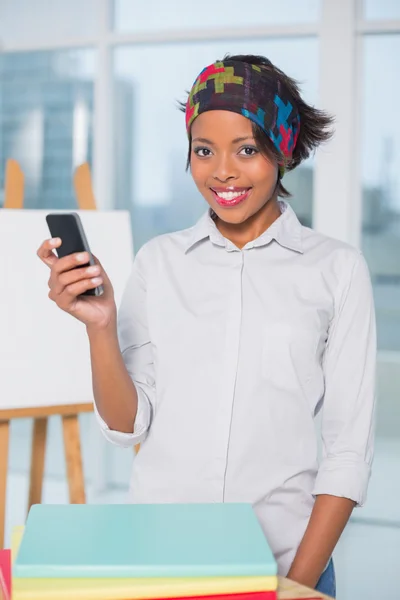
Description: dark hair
xmin=179 ymin=53 xmax=334 ymax=197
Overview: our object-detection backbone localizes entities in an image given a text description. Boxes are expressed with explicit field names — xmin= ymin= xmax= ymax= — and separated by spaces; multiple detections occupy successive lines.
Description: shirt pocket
xmin=262 ymin=321 xmax=319 ymax=400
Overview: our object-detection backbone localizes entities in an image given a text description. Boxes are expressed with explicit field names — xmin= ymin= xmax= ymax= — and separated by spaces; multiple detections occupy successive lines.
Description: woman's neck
xmin=214 ymin=198 xmax=282 ymax=250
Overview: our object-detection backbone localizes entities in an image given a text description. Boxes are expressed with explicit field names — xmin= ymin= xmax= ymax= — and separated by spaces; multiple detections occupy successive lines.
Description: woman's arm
xmin=36 ymin=237 xmax=143 ymax=437
xmin=87 ymin=321 xmax=139 ymax=433
xmin=312 ymin=252 xmax=376 ymax=503
xmin=91 ymin=244 xmax=155 ymax=444
xmin=289 ymin=251 xmax=376 ymax=587
xmin=287 ymin=495 xmax=355 ymax=588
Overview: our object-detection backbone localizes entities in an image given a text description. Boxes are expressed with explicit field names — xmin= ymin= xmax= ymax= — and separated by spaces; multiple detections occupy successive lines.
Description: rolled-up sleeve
xmin=94 ymin=244 xmax=155 ymax=448
xmin=312 ymin=252 xmax=377 ymax=506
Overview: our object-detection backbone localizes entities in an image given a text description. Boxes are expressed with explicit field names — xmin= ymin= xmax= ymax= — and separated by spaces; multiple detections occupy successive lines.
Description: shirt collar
xmin=183 ymin=201 xmax=303 ymax=254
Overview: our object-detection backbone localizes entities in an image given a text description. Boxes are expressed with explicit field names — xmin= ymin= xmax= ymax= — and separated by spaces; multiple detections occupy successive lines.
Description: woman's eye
xmin=193 ymin=147 xmax=212 ymax=157
xmin=239 ymin=146 xmax=258 ymax=156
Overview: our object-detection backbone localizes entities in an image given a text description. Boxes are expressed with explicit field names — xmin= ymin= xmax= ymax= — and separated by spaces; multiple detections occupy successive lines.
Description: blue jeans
xmin=315 ymin=558 xmax=336 ymax=598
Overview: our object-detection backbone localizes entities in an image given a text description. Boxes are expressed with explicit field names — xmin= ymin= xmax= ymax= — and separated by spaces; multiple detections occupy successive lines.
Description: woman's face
xmin=190 ymin=110 xmax=279 ymax=225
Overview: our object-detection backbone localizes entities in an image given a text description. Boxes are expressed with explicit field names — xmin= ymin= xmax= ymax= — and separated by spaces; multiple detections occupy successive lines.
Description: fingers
xmin=91 ymin=254 xmax=111 ymax=286
xmin=47 ymin=253 xmax=106 ymax=308
xmin=52 ymin=251 xmax=91 ymax=276
xmin=37 ymin=238 xmax=61 ymax=267
xmin=49 ymin=277 xmax=103 ymax=307
xmin=37 ymin=238 xmax=92 ymax=274
xmin=53 ymin=264 xmax=103 ymax=295
xmin=38 ymin=240 xmax=108 ymax=310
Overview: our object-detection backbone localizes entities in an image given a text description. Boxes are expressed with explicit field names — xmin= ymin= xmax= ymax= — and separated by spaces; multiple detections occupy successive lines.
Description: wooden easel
xmin=0 ymin=160 xmax=96 ymax=549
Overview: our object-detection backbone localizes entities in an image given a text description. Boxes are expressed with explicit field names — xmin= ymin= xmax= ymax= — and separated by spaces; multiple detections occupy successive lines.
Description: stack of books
xmin=12 ymin=503 xmax=278 ymax=600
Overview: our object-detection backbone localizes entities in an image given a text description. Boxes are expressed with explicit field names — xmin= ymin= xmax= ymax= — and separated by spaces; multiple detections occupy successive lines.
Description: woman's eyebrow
xmin=231 ymin=136 xmax=255 ymax=144
xmin=192 ymin=137 xmax=215 ymax=145
xmin=192 ymin=136 xmax=255 ymax=145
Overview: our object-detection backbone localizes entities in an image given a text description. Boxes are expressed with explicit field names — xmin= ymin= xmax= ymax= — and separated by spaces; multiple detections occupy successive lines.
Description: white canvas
xmin=0 ymin=209 xmax=134 ymax=410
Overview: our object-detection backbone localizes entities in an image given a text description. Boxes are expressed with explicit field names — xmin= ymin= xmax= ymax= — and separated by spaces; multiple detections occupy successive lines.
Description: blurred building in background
xmin=0 ymin=52 xmax=94 ymax=209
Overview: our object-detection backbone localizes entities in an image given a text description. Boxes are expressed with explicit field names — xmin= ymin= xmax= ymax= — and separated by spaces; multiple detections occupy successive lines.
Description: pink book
xmin=151 ymin=594 xmax=277 ymax=600
xmin=0 ymin=549 xmax=11 ymax=600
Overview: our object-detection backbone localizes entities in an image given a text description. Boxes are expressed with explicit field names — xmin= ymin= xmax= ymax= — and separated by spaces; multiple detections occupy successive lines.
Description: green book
xmin=13 ymin=503 xmax=277 ymax=579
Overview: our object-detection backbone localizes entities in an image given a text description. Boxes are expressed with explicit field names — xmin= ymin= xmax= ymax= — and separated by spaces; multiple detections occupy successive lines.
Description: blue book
xmin=13 ymin=503 xmax=277 ymax=579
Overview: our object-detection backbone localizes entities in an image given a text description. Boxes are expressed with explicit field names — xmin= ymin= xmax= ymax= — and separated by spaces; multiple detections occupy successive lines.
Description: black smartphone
xmin=45 ymin=212 xmax=104 ymax=297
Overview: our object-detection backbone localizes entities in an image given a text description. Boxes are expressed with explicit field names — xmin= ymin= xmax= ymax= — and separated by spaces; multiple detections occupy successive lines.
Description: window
xmin=113 ymin=38 xmax=318 ymax=251
xmin=361 ymin=35 xmax=400 ymax=352
xmin=363 ymin=0 xmax=400 ymax=20
xmin=0 ymin=0 xmax=101 ymax=46
xmin=113 ymin=0 xmax=320 ymax=32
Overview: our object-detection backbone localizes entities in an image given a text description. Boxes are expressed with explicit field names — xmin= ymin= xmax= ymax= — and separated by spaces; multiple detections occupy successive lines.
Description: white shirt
xmin=94 ymin=201 xmax=376 ymax=576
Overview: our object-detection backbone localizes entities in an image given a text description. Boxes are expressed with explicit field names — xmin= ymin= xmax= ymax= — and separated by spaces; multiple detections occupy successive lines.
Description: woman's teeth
xmin=215 ymin=190 xmax=247 ymax=200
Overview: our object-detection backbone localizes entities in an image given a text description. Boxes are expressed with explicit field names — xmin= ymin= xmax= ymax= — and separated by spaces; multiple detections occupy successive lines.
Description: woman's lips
xmin=211 ymin=187 xmax=252 ymax=207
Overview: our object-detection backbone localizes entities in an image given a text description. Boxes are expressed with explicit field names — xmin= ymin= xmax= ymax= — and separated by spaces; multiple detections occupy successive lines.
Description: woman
xmin=37 ymin=55 xmax=376 ymax=598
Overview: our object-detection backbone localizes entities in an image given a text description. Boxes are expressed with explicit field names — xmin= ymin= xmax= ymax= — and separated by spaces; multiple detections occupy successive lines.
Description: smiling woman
xmin=82 ymin=51 xmax=376 ymax=600
xmin=183 ymin=54 xmax=332 ymax=248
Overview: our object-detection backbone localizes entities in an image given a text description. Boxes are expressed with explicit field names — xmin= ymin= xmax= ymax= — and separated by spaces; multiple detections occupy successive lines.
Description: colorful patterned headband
xmin=185 ymin=60 xmax=300 ymax=170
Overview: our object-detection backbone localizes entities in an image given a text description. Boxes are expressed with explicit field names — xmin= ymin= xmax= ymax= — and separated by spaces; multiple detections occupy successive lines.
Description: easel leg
xmin=27 ymin=417 xmax=48 ymax=514
xmin=0 ymin=420 xmax=10 ymax=550
xmin=62 ymin=415 xmax=85 ymax=504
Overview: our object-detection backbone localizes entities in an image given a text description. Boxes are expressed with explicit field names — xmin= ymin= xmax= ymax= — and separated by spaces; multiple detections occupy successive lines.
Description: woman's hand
xmin=37 ymin=237 xmax=117 ymax=332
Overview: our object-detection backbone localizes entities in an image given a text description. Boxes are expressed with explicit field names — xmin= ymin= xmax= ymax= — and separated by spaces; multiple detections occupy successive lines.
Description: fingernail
xmin=87 ymin=265 xmax=100 ymax=275
xmin=76 ymin=253 xmax=87 ymax=262
xmin=91 ymin=277 xmax=102 ymax=285
xmin=50 ymin=238 xmax=61 ymax=246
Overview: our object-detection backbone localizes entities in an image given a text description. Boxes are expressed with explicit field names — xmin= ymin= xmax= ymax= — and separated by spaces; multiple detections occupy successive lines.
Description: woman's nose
xmin=212 ymin=154 xmax=239 ymax=183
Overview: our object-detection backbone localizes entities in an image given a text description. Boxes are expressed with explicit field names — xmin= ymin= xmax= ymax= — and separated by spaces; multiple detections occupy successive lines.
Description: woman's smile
xmin=210 ymin=187 xmax=252 ymax=207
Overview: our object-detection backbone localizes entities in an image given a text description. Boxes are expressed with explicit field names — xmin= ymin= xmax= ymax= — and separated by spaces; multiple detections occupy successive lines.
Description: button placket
xmin=213 ymin=252 xmax=244 ymax=499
